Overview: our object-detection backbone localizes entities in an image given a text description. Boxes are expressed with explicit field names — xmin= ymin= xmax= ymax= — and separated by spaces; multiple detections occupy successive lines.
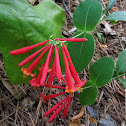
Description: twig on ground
xmin=96 ymin=90 xmax=104 ymax=106
xmin=14 ymin=100 xmax=19 ymax=125
xmin=62 ymin=0 xmax=73 ymax=19
xmin=33 ymin=86 xmax=49 ymax=125
xmin=28 ymin=113 xmax=36 ymax=126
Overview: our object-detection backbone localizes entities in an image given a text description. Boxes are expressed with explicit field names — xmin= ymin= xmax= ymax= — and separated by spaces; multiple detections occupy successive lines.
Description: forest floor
xmin=0 ymin=0 xmax=126 ymax=126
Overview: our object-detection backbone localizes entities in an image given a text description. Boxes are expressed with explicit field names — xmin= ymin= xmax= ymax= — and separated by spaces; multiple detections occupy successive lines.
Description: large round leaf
xmin=116 ymin=49 xmax=126 ymax=74
xmin=73 ymin=0 xmax=102 ymax=31
xmin=89 ymin=57 xmax=114 ymax=88
xmin=67 ymin=32 xmax=95 ymax=72
xmin=0 ymin=0 xmax=65 ymax=84
xmin=79 ymin=81 xmax=98 ymax=105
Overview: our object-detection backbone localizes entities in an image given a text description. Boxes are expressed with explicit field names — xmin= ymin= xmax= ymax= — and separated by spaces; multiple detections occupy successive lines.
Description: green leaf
xmin=67 ymin=32 xmax=95 ymax=72
xmin=89 ymin=57 xmax=114 ymax=88
xmin=0 ymin=0 xmax=65 ymax=84
xmin=119 ymin=79 xmax=126 ymax=89
xmin=116 ymin=49 xmax=126 ymax=74
xmin=106 ymin=0 xmax=117 ymax=11
xmin=79 ymin=81 xmax=98 ymax=105
xmin=110 ymin=20 xmax=117 ymax=24
xmin=73 ymin=0 xmax=102 ymax=31
xmin=105 ymin=11 xmax=126 ymax=21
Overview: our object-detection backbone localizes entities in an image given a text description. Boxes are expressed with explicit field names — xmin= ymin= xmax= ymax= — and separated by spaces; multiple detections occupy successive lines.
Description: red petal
xmin=18 ymin=45 xmax=48 ymax=67
xmin=55 ymin=38 xmax=87 ymax=42
xmin=9 ymin=40 xmax=49 ymax=55
xmin=44 ymin=92 xmax=66 ymax=101
xmin=51 ymin=85 xmax=66 ymax=89
xmin=29 ymin=67 xmax=43 ymax=87
xmin=62 ymin=96 xmax=72 ymax=118
xmin=62 ymin=43 xmax=81 ymax=84
xmin=44 ymin=96 xmax=69 ymax=117
xmin=49 ymin=98 xmax=68 ymax=122
xmin=62 ymin=45 xmax=74 ymax=91
xmin=44 ymin=83 xmax=65 ymax=89
xmin=25 ymin=45 xmax=51 ymax=74
xmin=48 ymin=57 xmax=56 ymax=84
xmin=54 ymin=46 xmax=63 ymax=83
xmin=40 ymin=46 xmax=54 ymax=86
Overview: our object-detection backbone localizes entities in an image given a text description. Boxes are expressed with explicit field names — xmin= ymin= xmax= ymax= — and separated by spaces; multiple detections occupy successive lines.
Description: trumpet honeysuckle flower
xmin=49 ymin=96 xmax=71 ymax=122
xmin=18 ymin=45 xmax=48 ymax=67
xmin=25 ymin=45 xmax=54 ymax=87
xmin=21 ymin=45 xmax=51 ymax=78
xmin=43 ymin=83 xmax=66 ymax=89
xmin=62 ymin=96 xmax=72 ymax=118
xmin=54 ymin=45 xmax=62 ymax=82
xmin=54 ymin=45 xmax=67 ymax=84
xmin=40 ymin=46 xmax=54 ymax=86
xmin=44 ymin=95 xmax=72 ymax=122
xmin=55 ymin=38 xmax=87 ymax=42
xmin=9 ymin=37 xmax=88 ymax=123
xmin=62 ymin=43 xmax=87 ymax=95
xmin=62 ymin=43 xmax=87 ymax=88
xmin=42 ymin=92 xmax=66 ymax=103
xmin=47 ymin=57 xmax=56 ymax=85
xmin=9 ymin=40 xmax=49 ymax=55
xmin=9 ymin=37 xmax=87 ymax=86
xmin=29 ymin=68 xmax=43 ymax=87
xmin=62 ymin=46 xmax=75 ymax=96
xmin=44 ymin=96 xmax=69 ymax=116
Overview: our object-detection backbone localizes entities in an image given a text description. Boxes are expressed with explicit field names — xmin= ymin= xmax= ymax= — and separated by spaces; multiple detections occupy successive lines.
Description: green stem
xmin=73 ymin=31 xmax=85 ymax=38
xmin=112 ymin=72 xmax=126 ymax=80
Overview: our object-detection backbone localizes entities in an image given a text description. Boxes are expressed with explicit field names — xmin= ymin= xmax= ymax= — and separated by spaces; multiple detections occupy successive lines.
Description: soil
xmin=0 ymin=0 xmax=126 ymax=126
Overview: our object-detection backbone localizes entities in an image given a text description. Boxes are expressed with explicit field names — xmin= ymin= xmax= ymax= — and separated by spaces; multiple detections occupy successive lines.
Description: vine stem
xmin=73 ymin=31 xmax=85 ymax=38
xmin=111 ymin=73 xmax=126 ymax=80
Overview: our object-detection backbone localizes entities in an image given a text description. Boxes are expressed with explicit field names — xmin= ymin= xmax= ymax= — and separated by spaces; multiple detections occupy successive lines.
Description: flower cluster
xmin=9 ymin=37 xmax=87 ymax=122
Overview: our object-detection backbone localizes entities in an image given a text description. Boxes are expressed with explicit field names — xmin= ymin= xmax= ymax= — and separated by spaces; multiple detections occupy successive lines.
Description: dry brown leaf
xmin=89 ymin=115 xmax=97 ymax=123
xmin=2 ymin=79 xmax=17 ymax=96
xmin=71 ymin=107 xmax=84 ymax=121
xmin=69 ymin=119 xmax=80 ymax=126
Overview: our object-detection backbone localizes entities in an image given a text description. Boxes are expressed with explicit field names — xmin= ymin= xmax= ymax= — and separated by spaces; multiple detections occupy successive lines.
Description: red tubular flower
xmin=62 ymin=96 xmax=72 ymax=118
xmin=44 ymin=96 xmax=69 ymax=117
xmin=48 ymin=57 xmax=56 ymax=85
xmin=21 ymin=45 xmax=51 ymax=77
xmin=44 ymin=92 xmax=66 ymax=102
xmin=62 ymin=46 xmax=75 ymax=96
xmin=49 ymin=99 xmax=68 ymax=122
xmin=54 ymin=45 xmax=66 ymax=84
xmin=18 ymin=45 xmax=48 ymax=67
xmin=40 ymin=46 xmax=54 ymax=86
xmin=62 ymin=43 xmax=86 ymax=88
xmin=62 ymin=43 xmax=80 ymax=84
xmin=55 ymin=38 xmax=87 ymax=42
xmin=44 ymin=83 xmax=65 ymax=89
xmin=29 ymin=67 xmax=43 ymax=87
xmin=44 ymin=95 xmax=72 ymax=122
xmin=54 ymin=46 xmax=62 ymax=82
xmin=9 ymin=40 xmax=49 ymax=55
